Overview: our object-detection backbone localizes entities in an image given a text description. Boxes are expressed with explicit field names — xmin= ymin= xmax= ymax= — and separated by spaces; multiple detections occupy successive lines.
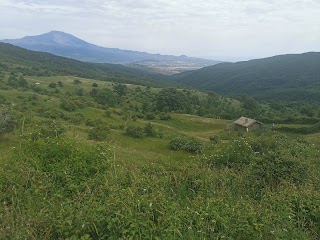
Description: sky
xmin=0 ymin=0 xmax=319 ymax=61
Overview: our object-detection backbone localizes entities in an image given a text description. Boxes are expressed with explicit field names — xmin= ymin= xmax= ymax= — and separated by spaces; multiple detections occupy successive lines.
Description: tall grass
xmin=0 ymin=133 xmax=319 ymax=239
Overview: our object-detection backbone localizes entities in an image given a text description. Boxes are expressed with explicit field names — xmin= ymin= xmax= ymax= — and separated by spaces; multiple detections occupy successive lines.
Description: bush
xmin=125 ymin=126 xmax=146 ymax=138
xmin=42 ymin=108 xmax=67 ymax=120
xmin=170 ymin=136 xmax=204 ymax=153
xmin=30 ymin=120 xmax=66 ymax=141
xmin=276 ymin=122 xmax=320 ymax=134
xmin=202 ymin=134 xmax=311 ymax=198
xmin=74 ymin=79 xmax=81 ymax=84
xmin=0 ymin=95 xmax=6 ymax=104
xmin=209 ymin=135 xmax=220 ymax=144
xmin=57 ymin=81 xmax=64 ymax=87
xmin=88 ymin=125 xmax=110 ymax=141
xmin=85 ymin=119 xmax=105 ymax=127
xmin=144 ymin=123 xmax=163 ymax=138
xmin=159 ymin=113 xmax=171 ymax=120
xmin=249 ymin=152 xmax=308 ymax=188
xmin=145 ymin=113 xmax=155 ymax=120
xmin=169 ymin=136 xmax=188 ymax=150
xmin=0 ymin=110 xmax=16 ymax=136
xmin=60 ymin=97 xmax=85 ymax=112
xmin=92 ymin=82 xmax=98 ymax=87
xmin=94 ymin=89 xmax=119 ymax=107
xmin=110 ymin=124 xmax=125 ymax=130
xmin=209 ymin=139 xmax=254 ymax=168
xmin=48 ymin=83 xmax=57 ymax=88
xmin=68 ymin=113 xmax=85 ymax=125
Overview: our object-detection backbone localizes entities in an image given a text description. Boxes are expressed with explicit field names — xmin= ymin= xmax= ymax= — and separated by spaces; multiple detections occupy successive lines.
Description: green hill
xmin=0 ymin=47 xmax=320 ymax=239
xmin=171 ymin=52 xmax=320 ymax=101
xmin=0 ymin=74 xmax=320 ymax=239
xmin=0 ymin=42 xmax=167 ymax=86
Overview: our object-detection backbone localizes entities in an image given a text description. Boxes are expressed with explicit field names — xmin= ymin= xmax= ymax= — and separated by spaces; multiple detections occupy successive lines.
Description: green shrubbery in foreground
xmin=1 ymin=133 xmax=319 ymax=239
xmin=170 ymin=136 xmax=204 ymax=153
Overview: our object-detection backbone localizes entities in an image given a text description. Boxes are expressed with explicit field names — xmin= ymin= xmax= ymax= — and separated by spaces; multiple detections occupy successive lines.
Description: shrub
xmin=68 ymin=113 xmax=85 ymax=125
xmin=159 ymin=113 xmax=171 ymax=120
xmin=85 ymin=119 xmax=105 ymax=127
xmin=169 ymin=136 xmax=188 ymax=150
xmin=57 ymin=81 xmax=64 ymax=87
xmin=48 ymin=83 xmax=57 ymax=88
xmin=0 ymin=110 xmax=15 ymax=136
xmin=145 ymin=113 xmax=155 ymax=120
xmin=0 ymin=95 xmax=6 ymax=104
xmin=209 ymin=135 xmax=220 ymax=144
xmin=92 ymin=82 xmax=98 ymax=87
xmin=73 ymin=79 xmax=81 ymax=84
xmin=75 ymin=88 xmax=85 ymax=96
xmin=94 ymin=89 xmax=119 ymax=107
xmin=125 ymin=126 xmax=146 ymax=138
xmin=249 ymin=152 xmax=308 ymax=188
xmin=110 ymin=124 xmax=125 ymax=130
xmin=60 ymin=97 xmax=85 ymax=112
xmin=144 ymin=123 xmax=163 ymax=138
xmin=186 ymin=138 xmax=204 ymax=153
xmin=30 ymin=120 xmax=66 ymax=141
xmin=88 ymin=125 xmax=110 ymax=141
xmin=170 ymin=136 xmax=204 ymax=153
xmin=205 ymin=138 xmax=254 ymax=168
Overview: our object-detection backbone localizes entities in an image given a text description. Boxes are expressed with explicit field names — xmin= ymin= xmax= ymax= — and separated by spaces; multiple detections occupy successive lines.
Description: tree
xmin=156 ymin=88 xmax=189 ymax=112
xmin=113 ymin=84 xmax=128 ymax=97
xmin=94 ymin=89 xmax=119 ymax=107
xmin=7 ymin=74 xmax=28 ymax=88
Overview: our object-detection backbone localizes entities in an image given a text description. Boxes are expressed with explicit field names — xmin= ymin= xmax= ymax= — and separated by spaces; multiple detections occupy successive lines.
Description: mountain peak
xmin=0 ymin=31 xmax=221 ymax=74
xmin=19 ymin=31 xmax=89 ymax=47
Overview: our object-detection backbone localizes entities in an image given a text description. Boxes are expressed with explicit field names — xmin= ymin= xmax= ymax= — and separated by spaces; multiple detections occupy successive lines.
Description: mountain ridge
xmin=0 ymin=42 xmax=172 ymax=86
xmin=170 ymin=51 xmax=320 ymax=101
xmin=1 ymin=31 xmax=221 ymax=74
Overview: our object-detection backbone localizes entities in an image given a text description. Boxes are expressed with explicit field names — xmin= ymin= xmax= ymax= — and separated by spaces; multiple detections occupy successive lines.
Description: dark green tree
xmin=94 ymin=89 xmax=119 ymax=106
xmin=113 ymin=84 xmax=128 ymax=97
xmin=156 ymin=88 xmax=189 ymax=112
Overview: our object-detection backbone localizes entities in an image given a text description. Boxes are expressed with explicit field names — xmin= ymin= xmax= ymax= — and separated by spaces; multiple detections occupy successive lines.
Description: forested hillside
xmin=0 ymin=43 xmax=166 ymax=86
xmin=171 ymin=52 xmax=320 ymax=101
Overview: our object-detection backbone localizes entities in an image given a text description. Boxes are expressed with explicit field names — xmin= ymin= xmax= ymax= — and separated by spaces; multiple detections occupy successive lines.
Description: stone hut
xmin=230 ymin=117 xmax=262 ymax=131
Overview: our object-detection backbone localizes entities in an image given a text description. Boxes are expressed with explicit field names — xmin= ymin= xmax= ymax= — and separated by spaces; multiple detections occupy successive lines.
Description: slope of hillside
xmin=171 ymin=52 xmax=320 ymax=101
xmin=0 ymin=73 xmax=319 ymax=239
xmin=0 ymin=43 xmax=169 ymax=86
xmin=1 ymin=31 xmax=221 ymax=74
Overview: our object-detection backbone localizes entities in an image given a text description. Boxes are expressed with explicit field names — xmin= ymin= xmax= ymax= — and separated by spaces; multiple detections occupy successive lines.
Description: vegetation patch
xmin=170 ymin=136 xmax=204 ymax=153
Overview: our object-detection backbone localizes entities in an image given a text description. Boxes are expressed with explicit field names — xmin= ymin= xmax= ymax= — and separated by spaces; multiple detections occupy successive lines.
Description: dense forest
xmin=171 ymin=52 xmax=320 ymax=101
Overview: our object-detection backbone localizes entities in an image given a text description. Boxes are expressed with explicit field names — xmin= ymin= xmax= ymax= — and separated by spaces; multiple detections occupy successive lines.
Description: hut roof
xmin=233 ymin=117 xmax=262 ymax=128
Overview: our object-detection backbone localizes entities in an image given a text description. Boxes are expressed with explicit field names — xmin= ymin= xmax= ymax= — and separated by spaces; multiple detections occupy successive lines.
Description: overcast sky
xmin=0 ymin=0 xmax=319 ymax=61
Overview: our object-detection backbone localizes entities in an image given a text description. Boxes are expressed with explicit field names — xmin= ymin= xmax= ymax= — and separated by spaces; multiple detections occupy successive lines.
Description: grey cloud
xmin=0 ymin=0 xmax=319 ymax=60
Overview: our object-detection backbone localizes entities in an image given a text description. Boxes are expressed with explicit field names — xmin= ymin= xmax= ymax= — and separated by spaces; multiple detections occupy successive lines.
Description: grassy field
xmin=1 ymin=75 xmax=320 ymax=239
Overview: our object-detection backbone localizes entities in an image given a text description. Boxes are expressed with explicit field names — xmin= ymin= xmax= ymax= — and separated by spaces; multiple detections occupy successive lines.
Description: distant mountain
xmin=0 ymin=42 xmax=170 ymax=86
xmin=171 ymin=52 xmax=320 ymax=101
xmin=1 ymin=31 xmax=221 ymax=74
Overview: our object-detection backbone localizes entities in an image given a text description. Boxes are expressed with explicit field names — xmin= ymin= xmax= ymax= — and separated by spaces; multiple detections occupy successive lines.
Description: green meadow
xmin=0 ymin=75 xmax=320 ymax=240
